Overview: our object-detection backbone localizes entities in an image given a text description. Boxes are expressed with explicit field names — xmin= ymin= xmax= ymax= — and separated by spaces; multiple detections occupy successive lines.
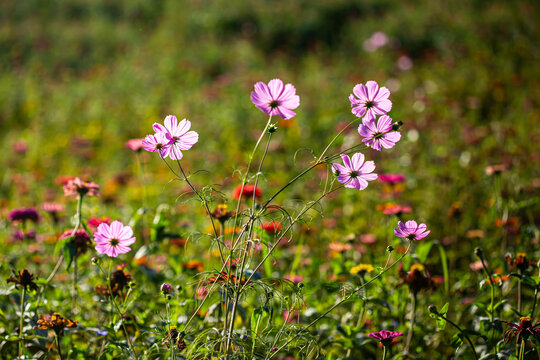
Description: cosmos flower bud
xmin=387 ymin=245 xmax=394 ymax=253
xmin=91 ymin=257 xmax=99 ymax=265
xmin=474 ymin=247 xmax=484 ymax=258
xmin=161 ymin=283 xmax=172 ymax=294
xmin=428 ymin=305 xmax=438 ymax=314
xmin=268 ymin=124 xmax=278 ymax=133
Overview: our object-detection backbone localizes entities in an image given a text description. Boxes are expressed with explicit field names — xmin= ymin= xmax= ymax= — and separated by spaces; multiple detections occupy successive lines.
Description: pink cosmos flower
xmin=358 ymin=115 xmax=401 ymax=151
xmin=125 ymin=138 xmax=144 ymax=152
xmin=63 ymin=178 xmax=100 ymax=198
xmin=349 ymin=81 xmax=392 ymax=121
xmin=332 ymin=153 xmax=377 ymax=190
xmin=153 ymin=115 xmax=199 ymax=160
xmin=394 ymin=220 xmax=430 ymax=241
xmin=368 ymin=330 xmax=403 ymax=346
xmin=94 ymin=220 xmax=136 ymax=258
xmin=142 ymin=132 xmax=172 ymax=158
xmin=250 ymin=79 xmax=300 ymax=120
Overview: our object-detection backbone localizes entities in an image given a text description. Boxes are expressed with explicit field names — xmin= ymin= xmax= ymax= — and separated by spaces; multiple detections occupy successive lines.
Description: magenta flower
xmin=349 ymin=81 xmax=392 ymax=120
xmin=379 ymin=173 xmax=406 ymax=184
xmin=358 ymin=115 xmax=401 ymax=151
xmin=250 ymin=79 xmax=300 ymax=120
xmin=94 ymin=220 xmax=136 ymax=258
xmin=8 ymin=208 xmax=40 ymax=223
xmin=394 ymin=220 xmax=430 ymax=241
xmin=368 ymin=330 xmax=403 ymax=346
xmin=332 ymin=153 xmax=377 ymax=190
xmin=152 ymin=115 xmax=199 ymax=160
xmin=142 ymin=132 xmax=172 ymax=158
xmin=161 ymin=283 xmax=172 ymax=294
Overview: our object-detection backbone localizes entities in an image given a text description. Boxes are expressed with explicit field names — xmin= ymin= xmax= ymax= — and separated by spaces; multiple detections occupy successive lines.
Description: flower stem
xmin=404 ymin=292 xmax=417 ymax=355
xmin=382 ymin=345 xmax=387 ymax=360
xmin=55 ymin=334 xmax=64 ymax=360
xmin=18 ymin=287 xmax=25 ymax=358
xmin=519 ymin=340 xmax=525 ymax=360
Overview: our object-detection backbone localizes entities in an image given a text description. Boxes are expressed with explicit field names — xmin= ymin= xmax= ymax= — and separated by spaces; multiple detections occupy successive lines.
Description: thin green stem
xmin=19 ymin=287 xmax=25 ymax=358
xmin=55 ymin=334 xmax=64 ymax=360
xmin=165 ymin=298 xmax=175 ymax=360
xmin=404 ymin=292 xmax=417 ymax=355
xmin=382 ymin=345 xmax=388 ymax=360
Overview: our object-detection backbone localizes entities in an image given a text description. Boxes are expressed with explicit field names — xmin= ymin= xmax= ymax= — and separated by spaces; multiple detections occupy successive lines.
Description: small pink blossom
xmin=349 ymin=81 xmax=392 ymax=121
xmin=94 ymin=220 xmax=136 ymax=258
xmin=152 ymin=115 xmax=199 ymax=160
xmin=358 ymin=115 xmax=401 ymax=151
xmin=125 ymin=138 xmax=144 ymax=152
xmin=379 ymin=173 xmax=406 ymax=184
xmin=63 ymin=178 xmax=100 ymax=198
xmin=394 ymin=220 xmax=430 ymax=241
xmin=332 ymin=153 xmax=377 ymax=190
xmin=250 ymin=79 xmax=300 ymax=120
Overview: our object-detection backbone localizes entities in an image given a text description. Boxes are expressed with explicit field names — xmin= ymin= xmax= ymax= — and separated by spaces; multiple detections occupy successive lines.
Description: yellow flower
xmin=410 ymin=263 xmax=425 ymax=272
xmin=350 ymin=264 xmax=374 ymax=275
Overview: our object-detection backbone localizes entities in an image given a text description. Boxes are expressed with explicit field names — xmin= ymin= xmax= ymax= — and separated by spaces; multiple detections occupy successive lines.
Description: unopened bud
xmin=268 ymin=124 xmax=278 ymax=133
xmin=428 ymin=304 xmax=438 ymax=314
xmin=474 ymin=247 xmax=483 ymax=258
xmin=91 ymin=257 xmax=99 ymax=265
xmin=387 ymin=245 xmax=394 ymax=253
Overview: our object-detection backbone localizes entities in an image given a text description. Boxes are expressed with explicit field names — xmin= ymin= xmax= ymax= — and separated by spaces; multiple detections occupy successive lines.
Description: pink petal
xmin=332 ymin=163 xmax=348 ymax=175
xmin=153 ymin=123 xmax=166 ymax=133
xmin=276 ymin=106 xmax=296 ymax=120
xmin=361 ymin=173 xmax=378 ymax=181
xmin=385 ymin=131 xmax=401 ymax=143
xmin=253 ymin=82 xmax=272 ymax=102
xmin=415 ymin=230 xmax=430 ymax=240
xmin=115 ymin=244 xmax=132 ymax=254
xmin=352 ymin=84 xmax=369 ymax=101
xmin=177 ymin=131 xmax=199 ymax=150
xmin=405 ymin=220 xmax=418 ymax=232
xmin=176 ymin=119 xmax=191 ymax=136
xmin=358 ymin=124 xmax=373 ymax=137
xmin=374 ymin=86 xmax=390 ymax=102
xmin=340 ymin=154 xmax=352 ymax=170
xmin=119 ymin=237 xmax=136 ymax=247
xmin=164 ymin=115 xmax=178 ymax=134
xmin=168 ymin=145 xmax=183 ymax=160
xmin=268 ymin=79 xmax=284 ymax=99
xmin=377 ymin=115 xmax=392 ymax=131
xmin=375 ymin=99 xmax=392 ymax=113
xmin=351 ymin=105 xmax=367 ymax=118
xmin=351 ymin=152 xmax=365 ymax=170
xmin=365 ymin=81 xmax=380 ymax=100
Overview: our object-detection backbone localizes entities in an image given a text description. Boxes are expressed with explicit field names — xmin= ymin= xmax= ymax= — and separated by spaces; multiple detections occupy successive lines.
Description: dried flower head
xmin=59 ymin=229 xmax=92 ymax=256
xmin=35 ymin=312 xmax=77 ymax=336
xmin=502 ymin=317 xmax=540 ymax=345
xmin=94 ymin=265 xmax=133 ymax=298
xmin=506 ymin=253 xmax=537 ymax=272
xmin=7 ymin=269 xmax=39 ymax=291
xmin=397 ymin=263 xmax=435 ymax=294
xmin=211 ymin=204 xmax=233 ymax=223
xmin=162 ymin=326 xmax=187 ymax=351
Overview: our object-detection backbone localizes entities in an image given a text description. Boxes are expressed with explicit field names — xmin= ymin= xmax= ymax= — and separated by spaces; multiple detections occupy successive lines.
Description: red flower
xmin=262 ymin=221 xmax=282 ymax=234
xmin=232 ymin=184 xmax=262 ymax=200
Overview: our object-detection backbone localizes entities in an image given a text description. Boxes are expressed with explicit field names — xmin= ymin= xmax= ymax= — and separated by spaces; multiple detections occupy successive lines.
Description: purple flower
xmin=349 ymin=81 xmax=392 ymax=121
xmin=152 ymin=115 xmax=199 ymax=160
xmin=358 ymin=115 xmax=401 ymax=151
xmin=161 ymin=283 xmax=172 ymax=294
xmin=394 ymin=220 xmax=430 ymax=241
xmin=368 ymin=330 xmax=403 ymax=346
xmin=332 ymin=153 xmax=377 ymax=190
xmin=94 ymin=220 xmax=136 ymax=258
xmin=142 ymin=132 xmax=172 ymax=158
xmin=250 ymin=79 xmax=300 ymax=120
xmin=8 ymin=208 xmax=40 ymax=223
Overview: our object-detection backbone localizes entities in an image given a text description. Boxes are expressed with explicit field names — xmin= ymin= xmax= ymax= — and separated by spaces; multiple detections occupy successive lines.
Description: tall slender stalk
xmin=18 ymin=287 xmax=26 ymax=358
xmin=404 ymin=292 xmax=417 ymax=355
xmin=55 ymin=334 xmax=64 ymax=360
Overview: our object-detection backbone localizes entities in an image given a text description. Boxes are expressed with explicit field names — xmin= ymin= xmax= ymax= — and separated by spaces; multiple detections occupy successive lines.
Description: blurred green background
xmin=1 ymin=0 xmax=539 ymax=248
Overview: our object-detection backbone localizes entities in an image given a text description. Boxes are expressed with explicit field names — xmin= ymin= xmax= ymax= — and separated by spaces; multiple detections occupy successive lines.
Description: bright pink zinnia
xmin=368 ymin=330 xmax=403 ymax=346
xmin=358 ymin=115 xmax=401 ymax=151
xmin=142 ymin=132 xmax=172 ymax=158
xmin=349 ymin=81 xmax=392 ymax=121
xmin=332 ymin=153 xmax=377 ymax=190
xmin=152 ymin=115 xmax=199 ymax=160
xmin=94 ymin=220 xmax=136 ymax=258
xmin=250 ymin=79 xmax=300 ymax=120
xmin=394 ymin=220 xmax=430 ymax=241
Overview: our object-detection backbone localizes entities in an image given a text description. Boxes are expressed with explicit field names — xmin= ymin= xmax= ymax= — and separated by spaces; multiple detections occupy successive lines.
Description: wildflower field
xmin=1 ymin=0 xmax=539 ymax=359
